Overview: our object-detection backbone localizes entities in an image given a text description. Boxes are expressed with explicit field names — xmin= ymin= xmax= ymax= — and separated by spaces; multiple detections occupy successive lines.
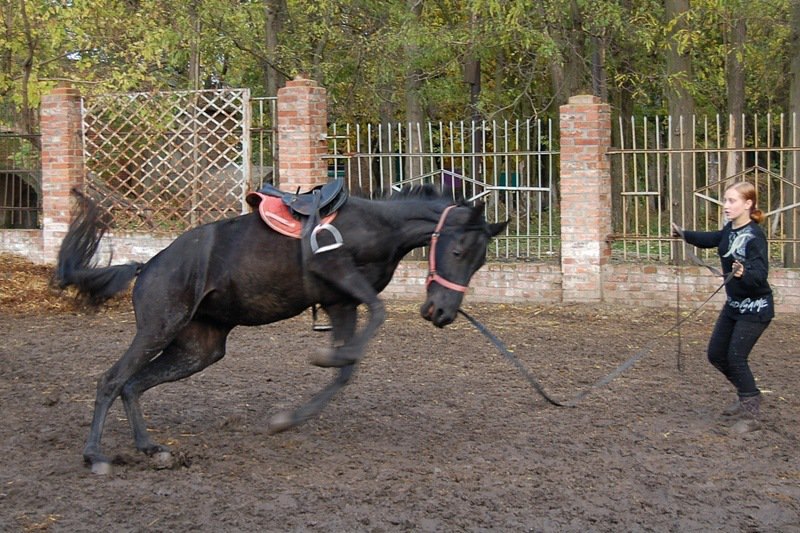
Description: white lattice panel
xmin=82 ymin=89 xmax=251 ymax=232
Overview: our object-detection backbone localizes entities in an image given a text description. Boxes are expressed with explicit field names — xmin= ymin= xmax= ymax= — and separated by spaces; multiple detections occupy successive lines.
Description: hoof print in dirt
xmin=219 ymin=414 xmax=246 ymax=431
xmin=152 ymin=451 xmax=175 ymax=470
xmin=152 ymin=451 xmax=190 ymax=470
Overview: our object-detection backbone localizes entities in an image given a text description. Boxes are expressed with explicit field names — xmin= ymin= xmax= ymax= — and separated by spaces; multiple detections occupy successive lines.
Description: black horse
xmin=55 ymin=186 xmax=507 ymax=473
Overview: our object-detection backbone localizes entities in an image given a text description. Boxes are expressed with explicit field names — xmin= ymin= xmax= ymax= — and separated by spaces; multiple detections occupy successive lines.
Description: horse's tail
xmin=54 ymin=189 xmax=143 ymax=307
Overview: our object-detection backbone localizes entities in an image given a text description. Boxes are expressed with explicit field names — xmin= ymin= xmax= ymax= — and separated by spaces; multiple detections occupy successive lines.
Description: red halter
xmin=425 ymin=205 xmax=469 ymax=293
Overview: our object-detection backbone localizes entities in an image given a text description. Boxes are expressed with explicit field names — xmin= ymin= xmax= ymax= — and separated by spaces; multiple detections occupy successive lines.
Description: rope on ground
xmin=459 ymin=261 xmax=733 ymax=407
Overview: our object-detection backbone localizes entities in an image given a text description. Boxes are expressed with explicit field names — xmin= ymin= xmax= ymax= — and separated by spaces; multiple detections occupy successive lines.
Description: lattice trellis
xmin=82 ymin=89 xmax=251 ymax=232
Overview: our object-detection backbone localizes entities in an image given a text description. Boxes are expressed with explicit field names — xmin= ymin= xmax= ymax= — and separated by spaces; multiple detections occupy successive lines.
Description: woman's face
xmin=723 ymin=188 xmax=753 ymax=225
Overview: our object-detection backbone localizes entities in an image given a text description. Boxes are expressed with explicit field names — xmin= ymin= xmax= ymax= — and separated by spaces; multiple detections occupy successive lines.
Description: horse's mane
xmin=349 ymin=183 xmax=469 ymax=207
xmin=387 ymin=183 xmax=466 ymax=205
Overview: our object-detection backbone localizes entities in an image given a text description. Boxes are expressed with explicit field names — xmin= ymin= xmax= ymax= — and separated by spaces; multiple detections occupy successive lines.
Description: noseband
xmin=426 ymin=205 xmax=469 ymax=293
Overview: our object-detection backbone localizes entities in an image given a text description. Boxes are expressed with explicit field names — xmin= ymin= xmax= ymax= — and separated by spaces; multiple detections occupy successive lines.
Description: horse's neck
xmin=379 ymin=200 xmax=450 ymax=250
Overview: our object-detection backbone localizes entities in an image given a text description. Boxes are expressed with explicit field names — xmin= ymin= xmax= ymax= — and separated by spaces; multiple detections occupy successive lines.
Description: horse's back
xmin=132 ymin=213 xmax=309 ymax=327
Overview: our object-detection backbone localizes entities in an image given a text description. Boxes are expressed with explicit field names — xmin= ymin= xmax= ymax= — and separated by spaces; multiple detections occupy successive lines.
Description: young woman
xmin=673 ymin=181 xmax=773 ymax=426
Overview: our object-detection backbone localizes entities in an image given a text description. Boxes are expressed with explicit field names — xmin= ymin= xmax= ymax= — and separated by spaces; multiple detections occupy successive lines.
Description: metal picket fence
xmin=609 ymin=113 xmax=800 ymax=266
xmin=326 ymin=118 xmax=560 ymax=260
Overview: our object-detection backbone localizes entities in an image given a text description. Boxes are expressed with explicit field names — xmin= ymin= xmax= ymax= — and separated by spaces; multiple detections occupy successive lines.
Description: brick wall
xmin=276 ymin=77 xmax=328 ymax=192
xmin=559 ymin=95 xmax=612 ymax=303
xmin=40 ymin=85 xmax=84 ymax=263
xmin=19 ymin=228 xmax=797 ymax=315
xmin=0 ymin=230 xmax=43 ymax=263
xmin=381 ymin=261 xmax=800 ymax=316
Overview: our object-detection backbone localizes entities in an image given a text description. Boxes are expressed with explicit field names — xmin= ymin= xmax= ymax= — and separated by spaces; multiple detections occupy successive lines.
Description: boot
xmin=731 ymin=394 xmax=761 ymax=434
xmin=721 ymin=397 xmax=743 ymax=417
xmin=739 ymin=394 xmax=761 ymax=419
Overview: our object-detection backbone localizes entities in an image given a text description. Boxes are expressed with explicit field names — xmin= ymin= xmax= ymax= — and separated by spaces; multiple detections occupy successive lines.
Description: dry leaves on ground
xmin=0 ymin=253 xmax=130 ymax=315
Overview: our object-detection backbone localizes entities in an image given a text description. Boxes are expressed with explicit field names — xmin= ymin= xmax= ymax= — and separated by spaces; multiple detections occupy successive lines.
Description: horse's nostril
xmin=420 ymin=302 xmax=434 ymax=320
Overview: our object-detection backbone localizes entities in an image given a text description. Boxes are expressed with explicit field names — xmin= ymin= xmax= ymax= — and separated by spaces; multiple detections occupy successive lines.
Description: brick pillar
xmin=41 ymin=84 xmax=84 ymax=263
xmin=276 ymin=76 xmax=328 ymax=192
xmin=559 ymin=95 xmax=612 ymax=303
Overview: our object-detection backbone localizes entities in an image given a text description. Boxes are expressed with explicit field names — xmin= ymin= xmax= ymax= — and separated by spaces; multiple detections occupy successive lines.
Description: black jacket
xmin=683 ymin=221 xmax=774 ymax=322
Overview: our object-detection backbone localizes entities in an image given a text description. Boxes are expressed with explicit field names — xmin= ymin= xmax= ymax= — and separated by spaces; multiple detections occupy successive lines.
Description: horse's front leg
xmin=268 ymin=364 xmax=358 ymax=434
xmin=268 ymin=259 xmax=384 ymax=433
xmin=268 ymin=303 xmax=359 ymax=433
xmin=307 ymin=259 xmax=386 ymax=368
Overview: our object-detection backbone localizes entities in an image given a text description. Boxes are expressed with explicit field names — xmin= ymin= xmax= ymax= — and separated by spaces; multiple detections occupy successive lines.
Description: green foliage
xmin=0 ymin=0 xmax=794 ymax=129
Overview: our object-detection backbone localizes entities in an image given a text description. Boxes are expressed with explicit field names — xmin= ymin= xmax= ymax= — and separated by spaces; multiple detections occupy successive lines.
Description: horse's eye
xmin=453 ymin=248 xmax=462 ymax=257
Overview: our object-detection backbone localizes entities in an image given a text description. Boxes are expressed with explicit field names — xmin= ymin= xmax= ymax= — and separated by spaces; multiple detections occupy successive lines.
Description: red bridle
xmin=425 ymin=205 xmax=469 ymax=293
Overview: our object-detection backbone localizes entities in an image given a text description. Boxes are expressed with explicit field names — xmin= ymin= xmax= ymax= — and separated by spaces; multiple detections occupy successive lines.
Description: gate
xmin=82 ymin=89 xmax=252 ymax=232
xmin=0 ymin=132 xmax=41 ymax=229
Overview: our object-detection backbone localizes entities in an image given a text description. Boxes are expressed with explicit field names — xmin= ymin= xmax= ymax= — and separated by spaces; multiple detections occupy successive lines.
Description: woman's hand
xmin=732 ymin=260 xmax=744 ymax=278
xmin=671 ymin=222 xmax=684 ymax=239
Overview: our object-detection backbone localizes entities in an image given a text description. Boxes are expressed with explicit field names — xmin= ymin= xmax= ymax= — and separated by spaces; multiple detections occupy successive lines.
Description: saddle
xmin=246 ymin=179 xmax=348 ymax=248
xmin=247 ymin=178 xmax=347 ymax=217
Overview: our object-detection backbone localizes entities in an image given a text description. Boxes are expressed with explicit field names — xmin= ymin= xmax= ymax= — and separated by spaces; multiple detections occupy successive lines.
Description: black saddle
xmin=251 ymin=178 xmax=348 ymax=218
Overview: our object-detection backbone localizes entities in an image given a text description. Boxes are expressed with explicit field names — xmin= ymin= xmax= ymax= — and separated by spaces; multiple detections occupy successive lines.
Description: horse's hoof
xmin=309 ymin=349 xmax=353 ymax=368
xmin=153 ymin=451 xmax=174 ymax=469
xmin=91 ymin=461 xmax=113 ymax=475
xmin=268 ymin=412 xmax=295 ymax=434
xmin=309 ymin=349 xmax=343 ymax=368
xmin=84 ymin=449 xmax=112 ymax=475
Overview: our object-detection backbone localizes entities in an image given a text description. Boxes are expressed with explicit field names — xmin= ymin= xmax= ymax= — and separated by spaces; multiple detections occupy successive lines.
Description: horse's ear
xmin=469 ymin=201 xmax=486 ymax=223
xmin=468 ymin=203 xmax=506 ymax=236
xmin=488 ymin=219 xmax=509 ymax=237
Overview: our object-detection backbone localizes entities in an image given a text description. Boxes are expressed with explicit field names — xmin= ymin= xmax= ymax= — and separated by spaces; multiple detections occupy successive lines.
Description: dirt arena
xmin=1 ymin=255 xmax=798 ymax=532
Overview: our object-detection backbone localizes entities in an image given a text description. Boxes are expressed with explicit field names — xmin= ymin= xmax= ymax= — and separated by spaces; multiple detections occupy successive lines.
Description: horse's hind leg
xmin=120 ymin=321 xmax=230 ymax=458
xmin=83 ymin=334 xmax=171 ymax=472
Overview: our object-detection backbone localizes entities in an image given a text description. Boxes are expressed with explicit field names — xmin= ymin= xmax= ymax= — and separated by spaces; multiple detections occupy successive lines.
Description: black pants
xmin=707 ymin=310 xmax=769 ymax=398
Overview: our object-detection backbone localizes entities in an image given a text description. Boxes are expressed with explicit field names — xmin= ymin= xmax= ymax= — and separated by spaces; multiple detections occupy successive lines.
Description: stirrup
xmin=311 ymin=305 xmax=332 ymax=332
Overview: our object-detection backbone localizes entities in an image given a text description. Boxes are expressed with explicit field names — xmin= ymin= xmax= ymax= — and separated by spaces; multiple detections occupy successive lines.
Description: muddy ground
xmin=0 ymin=255 xmax=799 ymax=532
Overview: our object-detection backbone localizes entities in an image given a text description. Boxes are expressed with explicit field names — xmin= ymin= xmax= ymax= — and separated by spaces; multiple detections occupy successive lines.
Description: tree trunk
xmin=17 ymin=0 xmax=37 ymax=145
xmin=725 ymin=4 xmax=746 ymax=179
xmin=403 ymin=0 xmax=425 ymax=181
xmin=464 ymin=55 xmax=482 ymax=183
xmin=465 ymin=9 xmax=483 ymax=185
xmin=611 ymin=81 xmax=635 ymax=235
xmin=188 ymin=1 xmax=201 ymax=90
xmin=785 ymin=0 xmax=800 ymax=265
xmin=540 ymin=0 xmax=586 ymax=108
xmin=1 ymin=4 xmax=14 ymax=92
xmin=263 ymin=0 xmax=287 ymax=98
xmin=591 ymin=35 xmax=608 ymax=102
xmin=665 ymin=0 xmax=696 ymax=263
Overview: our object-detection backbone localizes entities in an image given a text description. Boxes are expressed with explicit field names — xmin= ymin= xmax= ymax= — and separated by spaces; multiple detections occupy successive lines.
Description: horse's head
xmin=420 ymin=202 xmax=508 ymax=327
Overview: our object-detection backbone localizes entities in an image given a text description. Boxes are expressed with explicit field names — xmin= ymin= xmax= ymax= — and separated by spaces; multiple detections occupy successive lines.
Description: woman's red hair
xmin=726 ymin=181 xmax=764 ymax=224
